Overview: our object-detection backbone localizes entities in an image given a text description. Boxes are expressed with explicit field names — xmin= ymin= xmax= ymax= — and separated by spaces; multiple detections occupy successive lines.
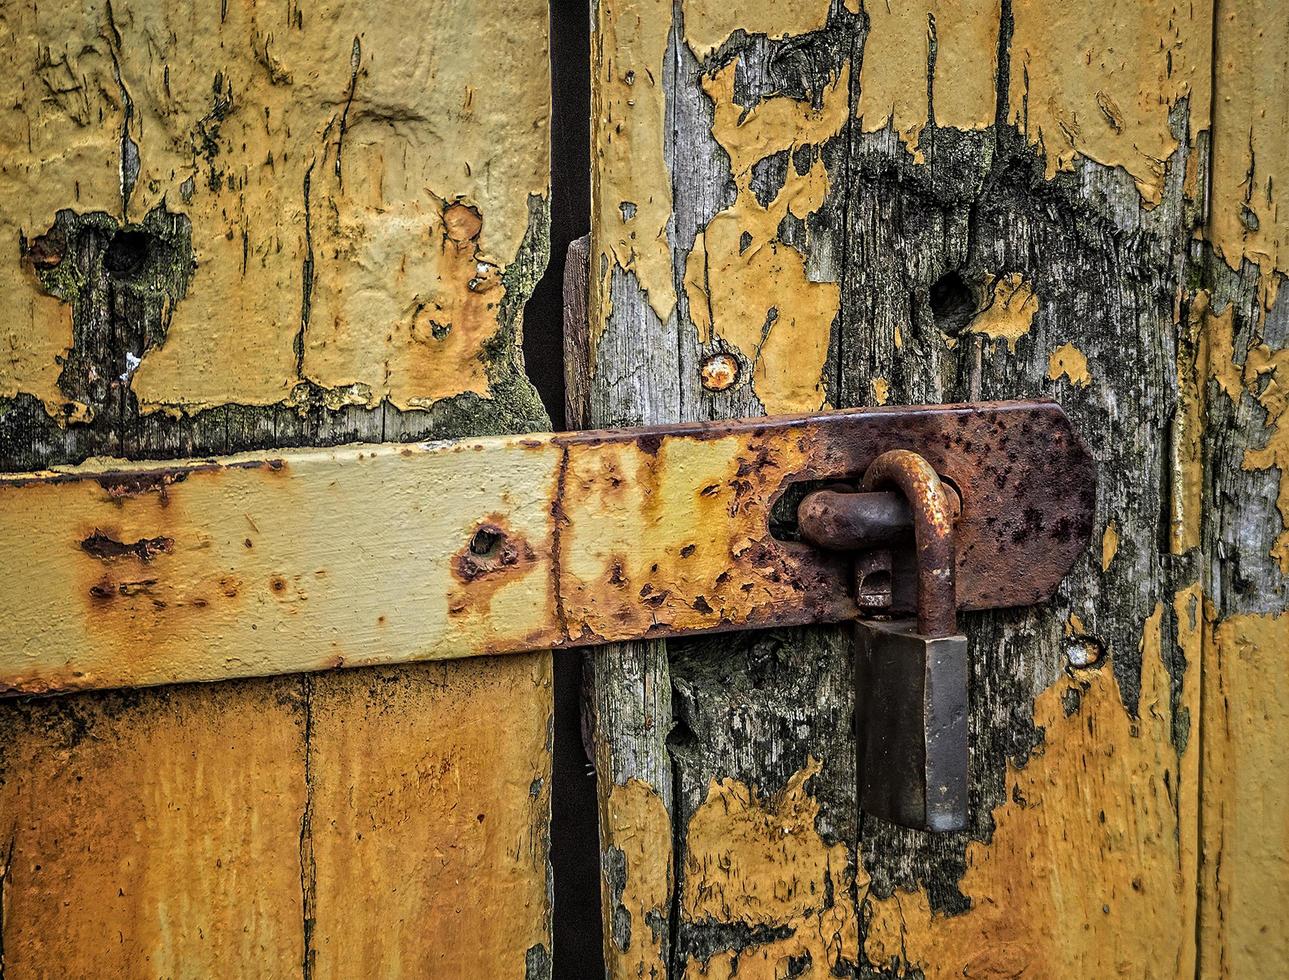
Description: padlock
xmin=854 ymin=450 xmax=968 ymax=832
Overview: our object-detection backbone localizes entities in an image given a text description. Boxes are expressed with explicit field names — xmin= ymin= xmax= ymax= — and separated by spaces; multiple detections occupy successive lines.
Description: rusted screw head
xmin=700 ymin=353 xmax=739 ymax=392
xmin=443 ymin=202 xmax=483 ymax=244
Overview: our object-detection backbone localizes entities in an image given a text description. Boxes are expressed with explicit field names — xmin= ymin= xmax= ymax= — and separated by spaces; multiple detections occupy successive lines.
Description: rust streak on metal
xmin=0 ymin=401 xmax=1095 ymax=695
xmin=80 ymin=530 xmax=175 ymax=562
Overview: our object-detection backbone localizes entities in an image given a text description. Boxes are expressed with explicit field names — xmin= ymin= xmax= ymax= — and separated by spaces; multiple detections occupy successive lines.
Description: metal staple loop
xmin=859 ymin=449 xmax=960 ymax=638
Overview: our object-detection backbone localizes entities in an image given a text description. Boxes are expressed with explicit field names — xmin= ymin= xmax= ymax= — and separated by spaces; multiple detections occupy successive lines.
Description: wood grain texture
xmin=589 ymin=0 xmax=1227 ymax=975
xmin=0 ymin=1 xmax=554 ymax=975
xmin=1199 ymin=0 xmax=1289 ymax=973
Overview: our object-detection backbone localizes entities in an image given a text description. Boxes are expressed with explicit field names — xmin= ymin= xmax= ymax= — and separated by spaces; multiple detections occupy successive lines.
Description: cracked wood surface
xmin=0 ymin=1 xmax=553 ymax=976
xmin=589 ymin=0 xmax=1286 ymax=976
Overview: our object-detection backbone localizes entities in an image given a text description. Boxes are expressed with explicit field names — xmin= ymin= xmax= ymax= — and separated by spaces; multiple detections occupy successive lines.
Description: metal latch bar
xmin=0 ymin=400 xmax=1094 ymax=696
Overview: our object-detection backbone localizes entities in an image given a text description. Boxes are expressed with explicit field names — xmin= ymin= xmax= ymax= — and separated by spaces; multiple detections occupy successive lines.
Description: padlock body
xmin=856 ymin=618 xmax=968 ymax=832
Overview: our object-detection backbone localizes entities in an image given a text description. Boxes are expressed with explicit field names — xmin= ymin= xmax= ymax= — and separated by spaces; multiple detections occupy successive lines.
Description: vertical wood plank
xmin=589 ymin=0 xmax=1217 ymax=975
xmin=1200 ymin=0 xmax=1289 ymax=974
xmin=0 ymin=682 xmax=307 ymax=977
xmin=0 ymin=1 xmax=553 ymax=975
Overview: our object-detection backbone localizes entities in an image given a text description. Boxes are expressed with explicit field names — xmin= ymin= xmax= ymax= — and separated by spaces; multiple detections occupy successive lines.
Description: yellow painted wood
xmin=0 ymin=679 xmax=309 ymax=976
xmin=0 ymin=0 xmax=556 ymax=974
xmin=0 ymin=0 xmax=550 ymax=416
xmin=308 ymin=657 xmax=552 ymax=977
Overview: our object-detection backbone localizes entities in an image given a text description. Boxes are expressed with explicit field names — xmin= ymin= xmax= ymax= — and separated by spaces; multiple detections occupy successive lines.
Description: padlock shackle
xmin=860 ymin=450 xmax=958 ymax=637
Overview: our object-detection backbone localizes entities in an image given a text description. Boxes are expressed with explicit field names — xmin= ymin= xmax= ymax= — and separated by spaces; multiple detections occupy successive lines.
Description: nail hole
xmin=470 ymin=526 xmax=503 ymax=557
xmin=929 ymin=270 xmax=977 ymax=333
xmin=105 ymin=229 xmax=150 ymax=276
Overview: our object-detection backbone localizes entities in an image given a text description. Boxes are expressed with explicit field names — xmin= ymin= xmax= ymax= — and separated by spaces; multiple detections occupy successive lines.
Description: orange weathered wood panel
xmin=309 ymin=657 xmax=552 ymax=977
xmin=0 ymin=680 xmax=307 ymax=975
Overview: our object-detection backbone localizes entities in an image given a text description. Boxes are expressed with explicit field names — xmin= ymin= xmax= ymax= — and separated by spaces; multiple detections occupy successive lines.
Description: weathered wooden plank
xmin=0 ymin=402 xmax=1090 ymax=694
xmin=590 ymin=0 xmax=1216 ymax=975
xmin=307 ymin=657 xmax=553 ymax=977
xmin=0 ymin=679 xmax=308 ymax=976
xmin=1199 ymin=0 xmax=1289 ymax=974
xmin=0 ymin=0 xmax=555 ymax=973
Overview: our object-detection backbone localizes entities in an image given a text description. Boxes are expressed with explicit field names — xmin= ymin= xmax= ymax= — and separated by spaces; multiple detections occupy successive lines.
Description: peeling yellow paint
xmin=1008 ymin=0 xmax=1211 ymax=206
xmin=302 ymin=194 xmax=506 ymax=409
xmin=1101 ymin=521 xmax=1120 ymax=571
xmin=682 ymin=0 xmax=836 ymax=62
xmin=871 ymin=377 xmax=890 ymax=406
xmin=863 ymin=592 xmax=1199 ymax=977
xmin=1202 ymin=610 xmax=1289 ymax=976
xmin=1206 ymin=303 xmax=1245 ymax=403
xmin=1240 ymin=343 xmax=1289 ymax=570
xmin=1209 ymin=0 xmax=1288 ymax=300
xmin=1200 ymin=299 xmax=1289 ymax=570
xmin=703 ymin=60 xmax=851 ymax=182
xmin=602 ymin=779 xmax=673 ymax=979
xmin=1047 ymin=342 xmax=1092 ymax=388
xmin=682 ymin=59 xmax=847 ymax=413
xmin=682 ymin=759 xmax=859 ymax=977
xmin=592 ymin=0 xmax=675 ymax=337
xmin=967 ymin=273 xmax=1037 ymax=353
xmin=857 ymin=1 xmax=999 ymax=160
xmin=0 ymin=0 xmax=549 ymax=416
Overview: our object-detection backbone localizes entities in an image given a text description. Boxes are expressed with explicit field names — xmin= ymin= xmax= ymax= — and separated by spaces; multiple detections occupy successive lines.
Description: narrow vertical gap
xmin=299 ymin=674 xmax=317 ymax=980
xmin=533 ymin=2 xmax=602 ymax=978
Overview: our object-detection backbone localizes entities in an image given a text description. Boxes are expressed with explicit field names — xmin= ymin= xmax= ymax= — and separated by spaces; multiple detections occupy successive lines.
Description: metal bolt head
xmin=700 ymin=353 xmax=739 ymax=391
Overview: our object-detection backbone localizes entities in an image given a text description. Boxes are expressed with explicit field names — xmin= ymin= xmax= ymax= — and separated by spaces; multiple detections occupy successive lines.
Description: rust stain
xmin=681 ymin=758 xmax=859 ymax=977
xmin=80 ymin=530 xmax=174 ymax=562
xmin=700 ymin=353 xmax=740 ymax=392
xmin=602 ymin=779 xmax=673 ymax=978
xmin=863 ymin=591 xmax=1200 ymax=977
xmin=449 ymin=516 xmax=539 ymax=618
xmin=302 ymin=191 xmax=508 ymax=410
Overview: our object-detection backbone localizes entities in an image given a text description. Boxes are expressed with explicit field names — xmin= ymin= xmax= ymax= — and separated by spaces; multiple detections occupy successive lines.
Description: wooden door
xmin=0 ymin=1 xmax=554 ymax=976
xmin=581 ymin=0 xmax=1287 ymax=976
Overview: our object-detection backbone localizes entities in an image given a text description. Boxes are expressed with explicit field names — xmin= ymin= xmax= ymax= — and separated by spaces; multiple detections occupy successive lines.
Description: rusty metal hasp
xmin=0 ymin=400 xmax=1095 ymax=700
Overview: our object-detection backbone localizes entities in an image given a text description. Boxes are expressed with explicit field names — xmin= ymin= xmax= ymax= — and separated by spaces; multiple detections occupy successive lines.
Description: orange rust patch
xmin=700 ymin=352 xmax=740 ymax=391
xmin=443 ymin=202 xmax=484 ymax=244
xmin=449 ymin=516 xmax=538 ymax=619
xmin=80 ymin=530 xmax=174 ymax=562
